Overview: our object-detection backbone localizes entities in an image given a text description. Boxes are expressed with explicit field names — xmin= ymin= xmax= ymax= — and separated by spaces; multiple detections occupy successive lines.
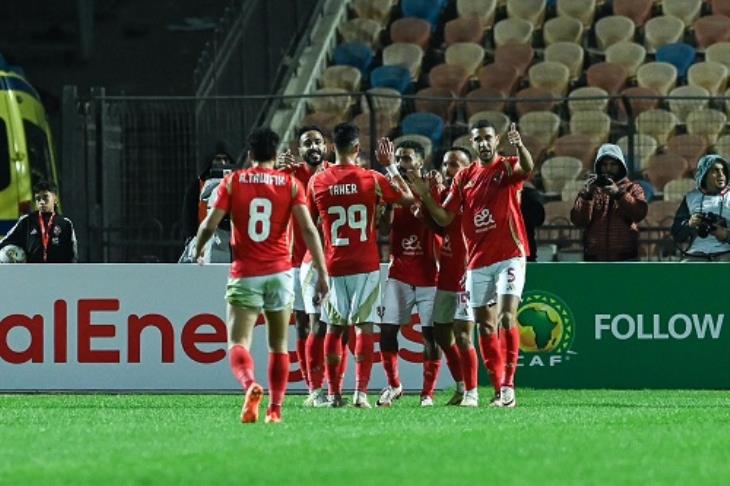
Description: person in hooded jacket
xmin=671 ymin=154 xmax=730 ymax=261
xmin=570 ymin=143 xmax=648 ymax=261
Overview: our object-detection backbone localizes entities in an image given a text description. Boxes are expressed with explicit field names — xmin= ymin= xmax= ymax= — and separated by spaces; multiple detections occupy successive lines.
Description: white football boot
xmin=352 ymin=391 xmax=372 ymax=409
xmin=500 ymin=386 xmax=516 ymax=408
xmin=376 ymin=384 xmax=403 ymax=407
xmin=420 ymin=395 xmax=434 ymax=407
xmin=460 ymin=389 xmax=479 ymax=408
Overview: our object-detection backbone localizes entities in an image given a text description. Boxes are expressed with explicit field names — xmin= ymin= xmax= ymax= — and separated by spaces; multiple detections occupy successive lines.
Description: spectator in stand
xmin=521 ymin=181 xmax=545 ymax=261
xmin=570 ymin=144 xmax=648 ymax=261
xmin=671 ymin=155 xmax=730 ymax=261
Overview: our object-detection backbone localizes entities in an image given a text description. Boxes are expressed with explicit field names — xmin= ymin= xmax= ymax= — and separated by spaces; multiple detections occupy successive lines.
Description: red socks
xmin=503 ymin=326 xmax=520 ymax=388
xmin=355 ymin=333 xmax=374 ymax=392
xmin=306 ymin=334 xmax=325 ymax=391
xmin=339 ymin=344 xmax=349 ymax=384
xmin=421 ymin=359 xmax=441 ymax=398
xmin=268 ymin=352 xmax=289 ymax=409
xmin=324 ymin=332 xmax=343 ymax=396
xmin=443 ymin=344 xmax=464 ymax=384
xmin=296 ymin=338 xmax=308 ymax=389
xmin=229 ymin=344 xmax=255 ymax=390
xmin=479 ymin=333 xmax=504 ymax=394
xmin=458 ymin=346 xmax=479 ymax=391
xmin=381 ymin=350 xmax=401 ymax=388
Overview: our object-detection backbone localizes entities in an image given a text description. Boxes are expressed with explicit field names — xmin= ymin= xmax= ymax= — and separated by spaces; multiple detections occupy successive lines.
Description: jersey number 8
xmin=248 ymin=198 xmax=272 ymax=242
xmin=328 ymin=204 xmax=367 ymax=246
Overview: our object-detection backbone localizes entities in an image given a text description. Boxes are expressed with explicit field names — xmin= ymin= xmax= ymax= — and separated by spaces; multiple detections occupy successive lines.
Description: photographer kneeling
xmin=671 ymin=154 xmax=730 ymax=261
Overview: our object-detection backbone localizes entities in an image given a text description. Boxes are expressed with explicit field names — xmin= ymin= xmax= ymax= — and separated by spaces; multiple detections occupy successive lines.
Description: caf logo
xmin=516 ymin=291 xmax=575 ymax=354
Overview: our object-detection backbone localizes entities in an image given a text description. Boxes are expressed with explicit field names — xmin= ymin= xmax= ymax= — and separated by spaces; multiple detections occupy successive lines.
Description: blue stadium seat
xmin=656 ymin=43 xmax=696 ymax=80
xmin=370 ymin=65 xmax=413 ymax=94
xmin=635 ymin=178 xmax=655 ymax=202
xmin=333 ymin=42 xmax=374 ymax=75
xmin=401 ymin=0 xmax=447 ymax=27
xmin=401 ymin=112 xmax=445 ymax=149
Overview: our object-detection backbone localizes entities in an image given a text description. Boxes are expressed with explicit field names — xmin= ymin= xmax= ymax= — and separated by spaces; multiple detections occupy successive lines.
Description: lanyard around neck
xmin=38 ymin=213 xmax=56 ymax=262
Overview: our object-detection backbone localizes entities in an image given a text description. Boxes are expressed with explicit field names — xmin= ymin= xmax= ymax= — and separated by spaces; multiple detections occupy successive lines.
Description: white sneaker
xmin=420 ymin=395 xmax=434 ymax=407
xmin=500 ymin=386 xmax=516 ymax=408
xmin=352 ymin=391 xmax=371 ymax=408
xmin=488 ymin=392 xmax=502 ymax=407
xmin=303 ymin=388 xmax=322 ymax=407
xmin=313 ymin=391 xmax=333 ymax=408
xmin=460 ymin=389 xmax=479 ymax=407
xmin=376 ymin=384 xmax=403 ymax=407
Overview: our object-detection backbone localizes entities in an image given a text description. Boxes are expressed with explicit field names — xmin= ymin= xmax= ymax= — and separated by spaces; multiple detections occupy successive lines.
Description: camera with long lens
xmin=594 ymin=174 xmax=614 ymax=187
xmin=696 ymin=212 xmax=727 ymax=238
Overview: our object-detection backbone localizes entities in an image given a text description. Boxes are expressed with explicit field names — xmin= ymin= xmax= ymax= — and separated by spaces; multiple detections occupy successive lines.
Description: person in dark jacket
xmin=570 ymin=144 xmax=648 ymax=261
xmin=521 ymin=182 xmax=545 ymax=261
xmin=671 ymin=154 xmax=730 ymax=261
xmin=0 ymin=181 xmax=77 ymax=263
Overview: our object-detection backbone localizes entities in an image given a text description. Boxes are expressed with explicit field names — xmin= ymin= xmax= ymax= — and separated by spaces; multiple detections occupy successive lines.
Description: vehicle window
xmin=0 ymin=117 xmax=10 ymax=191
xmin=23 ymin=120 xmax=52 ymax=186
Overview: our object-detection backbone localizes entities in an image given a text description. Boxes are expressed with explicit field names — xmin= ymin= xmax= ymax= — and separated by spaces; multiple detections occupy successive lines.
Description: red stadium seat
xmin=613 ymin=0 xmax=654 ymax=27
xmin=514 ymin=87 xmax=556 ymax=116
xmin=494 ymin=43 xmax=534 ymax=77
xmin=428 ymin=63 xmax=470 ymax=96
xmin=390 ymin=17 xmax=432 ymax=49
xmin=464 ymin=87 xmax=506 ymax=118
xmin=444 ymin=17 xmax=484 ymax=46
xmin=477 ymin=63 xmax=521 ymax=95
xmin=414 ymin=87 xmax=457 ymax=122
xmin=586 ymin=62 xmax=628 ymax=95
xmin=694 ymin=15 xmax=730 ymax=49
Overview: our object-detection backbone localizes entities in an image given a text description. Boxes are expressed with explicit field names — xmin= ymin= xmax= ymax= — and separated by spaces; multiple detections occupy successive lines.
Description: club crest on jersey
xmin=401 ymin=234 xmax=423 ymax=254
xmin=377 ymin=306 xmax=385 ymax=319
xmin=441 ymin=235 xmax=453 ymax=256
xmin=473 ymin=208 xmax=496 ymax=232
xmin=53 ymin=225 xmax=62 ymax=236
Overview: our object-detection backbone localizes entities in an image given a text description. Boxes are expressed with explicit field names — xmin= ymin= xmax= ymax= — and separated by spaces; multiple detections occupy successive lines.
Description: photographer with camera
xmin=570 ymin=144 xmax=648 ymax=261
xmin=671 ymin=154 xmax=730 ymax=261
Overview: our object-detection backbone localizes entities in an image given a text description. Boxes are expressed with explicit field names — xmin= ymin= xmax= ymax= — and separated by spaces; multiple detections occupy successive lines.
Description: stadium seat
xmin=390 ymin=17 xmax=432 ymax=49
xmin=693 ymin=15 xmax=730 ymax=50
xmin=554 ymin=134 xmax=598 ymax=169
xmin=655 ymin=43 xmax=696 ymax=80
xmin=383 ymin=43 xmax=424 ymax=81
xmin=361 ymin=87 xmax=402 ymax=123
xmin=370 ymin=65 xmax=413 ymax=93
xmin=620 ymin=87 xmax=661 ymax=118
xmin=595 ymin=16 xmax=635 ymax=51
xmin=468 ymin=110 xmax=511 ymax=134
xmin=401 ymin=0 xmax=446 ymax=26
xmin=557 ymin=0 xmax=596 ymax=28
xmin=667 ymin=134 xmax=707 ymax=172
xmin=494 ymin=18 xmax=534 ymax=47
xmin=635 ymin=179 xmax=655 ymax=203
xmin=429 ymin=63 xmax=470 ymax=95
xmin=637 ymin=62 xmax=678 ymax=95
xmin=352 ymin=0 xmax=396 ymax=25
xmin=465 ymin=87 xmax=506 ymax=118
xmin=606 ymin=42 xmax=647 ymax=78
xmin=401 ymin=112 xmax=445 ymax=149
xmin=353 ymin=112 xmax=395 ymax=140
xmin=452 ymin=134 xmax=475 ymax=157
xmin=645 ymin=153 xmax=689 ymax=192
xmin=507 ymin=0 xmax=547 ymax=27
xmin=645 ymin=16 xmax=685 ymax=54
xmin=545 ymin=42 xmax=584 ymax=80
xmin=667 ymin=86 xmax=710 ymax=123
xmin=456 ymin=0 xmax=498 ymax=28
xmin=586 ymin=62 xmax=628 ymax=95
xmin=688 ymin=61 xmax=728 ymax=95
xmin=333 ymin=42 xmax=375 ymax=75
xmin=306 ymin=88 xmax=353 ymax=118
xmin=339 ymin=18 xmax=383 ymax=49
xmin=663 ymin=0 xmax=703 ymax=28
xmin=647 ymin=200 xmax=681 ymax=226
xmin=543 ymin=16 xmax=583 ymax=45
xmin=478 ymin=63 xmax=520 ymax=95
xmin=519 ymin=111 xmax=562 ymax=147
xmin=561 ymin=179 xmax=587 ymax=202
xmin=686 ymin=109 xmax=728 ymax=144
xmin=415 ymin=87 xmax=457 ymax=122
xmin=618 ymin=134 xmax=658 ymax=171
xmin=637 ymin=109 xmax=679 ymax=145
xmin=444 ymin=17 xmax=484 ymax=46
xmin=542 ymin=201 xmax=575 ymax=246
xmin=570 ymin=111 xmax=611 ymax=145
xmin=568 ymin=86 xmax=609 ymax=114
xmin=300 ymin=111 xmax=342 ymax=137
xmin=515 ymin=87 xmax=556 ymax=116
xmin=321 ymin=65 xmax=362 ymax=92
xmin=541 ymin=156 xmax=583 ymax=195
xmin=394 ymin=133 xmax=434 ymax=161
xmin=528 ymin=61 xmax=571 ymax=96
xmin=445 ymin=42 xmax=485 ymax=77
xmin=705 ymin=42 xmax=730 ymax=71
xmin=612 ymin=0 xmax=654 ymax=27
xmin=714 ymin=134 xmax=730 ymax=160
xmin=710 ymin=0 xmax=730 ymax=17
xmin=494 ymin=43 xmax=535 ymax=77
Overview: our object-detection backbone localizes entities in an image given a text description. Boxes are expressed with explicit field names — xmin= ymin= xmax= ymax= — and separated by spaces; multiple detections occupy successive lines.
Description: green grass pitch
xmin=1 ymin=389 xmax=729 ymax=485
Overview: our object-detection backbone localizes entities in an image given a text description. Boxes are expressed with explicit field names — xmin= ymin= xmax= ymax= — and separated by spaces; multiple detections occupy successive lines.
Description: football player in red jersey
xmin=195 ymin=127 xmax=328 ymax=424
xmin=410 ymin=121 xmax=534 ymax=408
xmin=308 ymin=123 xmax=413 ymax=408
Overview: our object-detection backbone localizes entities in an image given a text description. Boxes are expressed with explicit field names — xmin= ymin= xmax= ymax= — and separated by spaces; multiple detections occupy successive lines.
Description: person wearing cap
xmin=671 ymin=154 xmax=730 ymax=261
xmin=570 ymin=143 xmax=648 ymax=261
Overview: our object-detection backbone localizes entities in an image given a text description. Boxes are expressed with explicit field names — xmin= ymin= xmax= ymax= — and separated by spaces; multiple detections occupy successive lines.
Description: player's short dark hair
xmin=297 ymin=125 xmax=325 ymax=141
xmin=333 ymin=123 xmax=360 ymax=154
xmin=248 ymin=127 xmax=280 ymax=161
xmin=396 ymin=140 xmax=426 ymax=160
xmin=33 ymin=180 xmax=57 ymax=194
xmin=446 ymin=146 xmax=473 ymax=161
xmin=469 ymin=119 xmax=497 ymax=133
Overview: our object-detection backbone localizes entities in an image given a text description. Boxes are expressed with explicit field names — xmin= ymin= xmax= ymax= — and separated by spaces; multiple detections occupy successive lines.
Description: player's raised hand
xmin=376 ymin=137 xmax=395 ymax=167
xmin=507 ymin=123 xmax=523 ymax=147
xmin=406 ymin=168 xmax=429 ymax=198
xmin=276 ymin=150 xmax=297 ymax=170
xmin=425 ymin=169 xmax=443 ymax=189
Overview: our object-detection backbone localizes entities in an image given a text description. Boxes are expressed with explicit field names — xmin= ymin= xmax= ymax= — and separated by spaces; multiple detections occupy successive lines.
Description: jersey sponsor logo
xmin=473 ymin=208 xmax=496 ymax=232
xmin=441 ymin=235 xmax=453 ymax=256
xmin=401 ymin=234 xmax=423 ymax=254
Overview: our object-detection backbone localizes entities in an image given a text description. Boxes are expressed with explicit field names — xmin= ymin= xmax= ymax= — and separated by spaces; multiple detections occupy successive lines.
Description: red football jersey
xmin=388 ymin=189 xmax=438 ymax=287
xmin=215 ymin=167 xmax=305 ymax=278
xmin=444 ymin=156 xmax=529 ymax=269
xmin=309 ymin=164 xmax=402 ymax=277
xmin=436 ymin=186 xmax=467 ymax=292
xmin=283 ymin=162 xmax=329 ymax=267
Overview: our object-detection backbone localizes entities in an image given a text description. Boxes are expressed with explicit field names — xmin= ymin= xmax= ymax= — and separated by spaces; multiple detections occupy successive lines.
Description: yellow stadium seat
xmin=561 ymin=179 xmax=587 ymax=202
xmin=557 ymin=0 xmax=596 ymax=28
xmin=637 ymin=62 xmax=678 ymax=96
xmin=507 ymin=0 xmax=547 ymax=28
xmin=445 ymin=42 xmax=485 ymax=77
xmin=617 ymin=134 xmax=658 ymax=171
xmin=644 ymin=15 xmax=685 ymax=54
xmin=321 ymin=65 xmax=362 ymax=92
xmin=663 ymin=0 xmax=702 ymax=28
xmin=339 ymin=18 xmax=383 ymax=48
xmin=714 ymin=134 xmax=730 ymax=160
xmin=595 ymin=15 xmax=636 ymax=51
xmin=605 ymin=42 xmax=647 ymax=77
xmin=545 ymin=42 xmax=584 ymax=80
xmin=663 ymin=178 xmax=695 ymax=202
xmin=361 ymin=87 xmax=401 ymax=124
xmin=568 ymin=86 xmax=609 ymax=114
xmin=457 ymin=0 xmax=498 ymax=28
xmin=307 ymin=88 xmax=353 ymax=118
xmin=570 ymin=111 xmax=612 ymax=145
xmin=688 ymin=61 xmax=728 ymax=95
xmin=543 ymin=16 xmax=583 ymax=45
xmin=686 ymin=109 xmax=727 ymax=144
xmin=519 ymin=111 xmax=562 ymax=147
xmin=541 ymin=156 xmax=583 ymax=195
xmin=494 ymin=17 xmax=534 ymax=47
xmin=706 ymin=42 xmax=730 ymax=71
xmin=667 ymin=86 xmax=710 ymax=123
xmin=383 ymin=43 xmax=424 ymax=82
xmin=528 ymin=61 xmax=571 ymax=96
xmin=637 ymin=109 xmax=679 ymax=145
xmin=352 ymin=0 xmax=395 ymax=25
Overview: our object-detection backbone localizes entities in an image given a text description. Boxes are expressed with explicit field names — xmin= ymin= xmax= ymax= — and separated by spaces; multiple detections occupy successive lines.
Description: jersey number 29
xmin=328 ymin=204 xmax=367 ymax=246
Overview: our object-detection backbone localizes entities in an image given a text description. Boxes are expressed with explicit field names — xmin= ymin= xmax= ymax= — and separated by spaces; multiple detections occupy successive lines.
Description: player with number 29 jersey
xmin=215 ymin=167 xmax=305 ymax=278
